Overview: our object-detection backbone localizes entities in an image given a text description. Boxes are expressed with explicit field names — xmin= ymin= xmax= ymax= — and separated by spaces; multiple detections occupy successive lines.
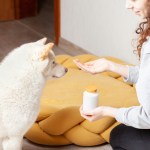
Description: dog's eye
xmin=52 ymin=61 xmax=55 ymax=64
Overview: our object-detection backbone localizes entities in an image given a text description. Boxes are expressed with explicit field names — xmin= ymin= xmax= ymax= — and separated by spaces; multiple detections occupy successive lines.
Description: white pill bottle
xmin=83 ymin=85 xmax=99 ymax=111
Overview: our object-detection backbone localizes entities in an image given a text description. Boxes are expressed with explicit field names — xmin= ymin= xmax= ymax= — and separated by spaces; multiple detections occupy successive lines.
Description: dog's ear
xmin=40 ymin=43 xmax=54 ymax=60
xmin=32 ymin=43 xmax=54 ymax=61
xmin=36 ymin=38 xmax=47 ymax=45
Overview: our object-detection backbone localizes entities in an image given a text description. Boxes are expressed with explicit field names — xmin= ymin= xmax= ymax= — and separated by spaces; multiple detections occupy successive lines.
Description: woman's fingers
xmin=83 ymin=110 xmax=94 ymax=116
xmin=81 ymin=113 xmax=95 ymax=122
xmin=79 ymin=105 xmax=83 ymax=114
xmin=84 ymin=63 xmax=93 ymax=66
xmin=74 ymin=60 xmax=90 ymax=72
xmin=84 ymin=61 xmax=94 ymax=66
xmin=73 ymin=59 xmax=97 ymax=74
xmin=73 ymin=59 xmax=89 ymax=68
xmin=80 ymin=106 xmax=94 ymax=116
xmin=73 ymin=60 xmax=84 ymax=68
xmin=79 ymin=106 xmax=96 ymax=122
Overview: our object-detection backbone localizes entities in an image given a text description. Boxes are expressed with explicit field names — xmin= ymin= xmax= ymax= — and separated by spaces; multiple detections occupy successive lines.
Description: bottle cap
xmin=86 ymin=85 xmax=97 ymax=93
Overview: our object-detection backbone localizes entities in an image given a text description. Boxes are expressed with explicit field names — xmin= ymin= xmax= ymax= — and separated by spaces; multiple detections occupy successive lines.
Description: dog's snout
xmin=65 ymin=68 xmax=68 ymax=72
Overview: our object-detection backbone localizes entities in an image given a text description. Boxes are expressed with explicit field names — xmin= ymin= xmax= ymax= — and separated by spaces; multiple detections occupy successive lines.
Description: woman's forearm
xmin=102 ymin=106 xmax=118 ymax=118
xmin=107 ymin=61 xmax=129 ymax=78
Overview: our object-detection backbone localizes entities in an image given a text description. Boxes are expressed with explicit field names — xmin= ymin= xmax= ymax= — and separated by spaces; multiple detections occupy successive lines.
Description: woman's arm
xmin=80 ymin=52 xmax=150 ymax=128
xmin=74 ymin=59 xmax=139 ymax=84
xmin=80 ymin=105 xmax=150 ymax=129
xmin=107 ymin=61 xmax=129 ymax=78
xmin=74 ymin=58 xmax=129 ymax=78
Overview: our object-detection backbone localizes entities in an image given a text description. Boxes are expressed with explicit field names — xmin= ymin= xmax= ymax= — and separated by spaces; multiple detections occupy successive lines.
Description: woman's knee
xmin=109 ymin=124 xmax=125 ymax=147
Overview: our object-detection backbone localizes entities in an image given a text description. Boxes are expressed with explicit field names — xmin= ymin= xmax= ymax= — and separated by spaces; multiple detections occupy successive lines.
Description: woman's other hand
xmin=79 ymin=105 xmax=118 ymax=122
xmin=79 ymin=106 xmax=105 ymax=122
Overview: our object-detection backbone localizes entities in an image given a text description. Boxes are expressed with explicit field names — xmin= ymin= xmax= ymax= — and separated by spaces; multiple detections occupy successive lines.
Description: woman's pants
xmin=109 ymin=124 xmax=150 ymax=150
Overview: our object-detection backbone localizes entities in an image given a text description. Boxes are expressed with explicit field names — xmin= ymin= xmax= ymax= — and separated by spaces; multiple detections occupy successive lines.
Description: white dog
xmin=0 ymin=38 xmax=67 ymax=150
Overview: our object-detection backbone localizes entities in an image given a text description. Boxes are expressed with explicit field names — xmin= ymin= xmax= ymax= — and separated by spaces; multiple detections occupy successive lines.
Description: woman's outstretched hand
xmin=73 ymin=58 xmax=110 ymax=74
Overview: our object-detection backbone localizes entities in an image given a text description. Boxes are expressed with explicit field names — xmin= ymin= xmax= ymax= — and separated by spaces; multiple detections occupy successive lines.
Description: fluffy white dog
xmin=0 ymin=38 xmax=67 ymax=150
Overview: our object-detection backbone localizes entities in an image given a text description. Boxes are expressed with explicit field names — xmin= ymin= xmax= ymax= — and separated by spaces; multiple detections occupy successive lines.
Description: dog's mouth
xmin=51 ymin=68 xmax=68 ymax=78
xmin=52 ymin=75 xmax=59 ymax=78
xmin=52 ymin=72 xmax=67 ymax=78
xmin=52 ymin=73 xmax=65 ymax=78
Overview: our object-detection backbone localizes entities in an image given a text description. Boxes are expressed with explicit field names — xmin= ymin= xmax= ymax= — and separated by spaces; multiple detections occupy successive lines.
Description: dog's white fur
xmin=0 ymin=38 xmax=67 ymax=150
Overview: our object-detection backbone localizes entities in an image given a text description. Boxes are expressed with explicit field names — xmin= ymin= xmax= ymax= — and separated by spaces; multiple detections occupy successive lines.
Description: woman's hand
xmin=74 ymin=58 xmax=129 ymax=78
xmin=80 ymin=106 xmax=118 ymax=122
xmin=73 ymin=58 xmax=110 ymax=74
xmin=80 ymin=106 xmax=105 ymax=122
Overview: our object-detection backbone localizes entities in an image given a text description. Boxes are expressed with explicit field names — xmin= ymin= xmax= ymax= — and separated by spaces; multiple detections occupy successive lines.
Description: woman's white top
xmin=115 ymin=37 xmax=150 ymax=129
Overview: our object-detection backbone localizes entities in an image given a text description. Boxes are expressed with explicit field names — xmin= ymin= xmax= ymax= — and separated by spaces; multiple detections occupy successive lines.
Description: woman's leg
xmin=109 ymin=124 xmax=150 ymax=150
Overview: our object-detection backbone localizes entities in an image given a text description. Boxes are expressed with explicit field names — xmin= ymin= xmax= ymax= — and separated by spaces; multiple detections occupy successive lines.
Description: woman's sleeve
xmin=115 ymin=52 xmax=150 ymax=129
xmin=123 ymin=65 xmax=139 ymax=84
xmin=115 ymin=106 xmax=150 ymax=129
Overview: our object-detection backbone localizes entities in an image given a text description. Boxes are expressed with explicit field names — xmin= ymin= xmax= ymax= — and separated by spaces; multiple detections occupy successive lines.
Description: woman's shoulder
xmin=142 ymin=36 xmax=150 ymax=54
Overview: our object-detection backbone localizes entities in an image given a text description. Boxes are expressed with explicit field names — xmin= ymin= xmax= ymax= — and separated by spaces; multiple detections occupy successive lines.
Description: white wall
xmin=61 ymin=0 xmax=140 ymax=64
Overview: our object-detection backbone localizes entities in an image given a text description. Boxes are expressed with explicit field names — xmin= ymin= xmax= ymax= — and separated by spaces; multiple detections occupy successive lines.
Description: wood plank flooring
xmin=0 ymin=0 xmax=112 ymax=149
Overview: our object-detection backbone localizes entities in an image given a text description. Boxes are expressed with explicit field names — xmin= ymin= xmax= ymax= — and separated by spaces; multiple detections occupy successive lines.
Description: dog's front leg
xmin=3 ymin=136 xmax=23 ymax=150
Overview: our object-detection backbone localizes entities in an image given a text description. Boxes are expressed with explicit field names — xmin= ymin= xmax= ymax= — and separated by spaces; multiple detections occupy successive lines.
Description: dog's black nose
xmin=65 ymin=68 xmax=68 ymax=72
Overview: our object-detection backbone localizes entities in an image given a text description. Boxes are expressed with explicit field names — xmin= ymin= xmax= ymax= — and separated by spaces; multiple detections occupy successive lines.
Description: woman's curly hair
xmin=136 ymin=17 xmax=150 ymax=58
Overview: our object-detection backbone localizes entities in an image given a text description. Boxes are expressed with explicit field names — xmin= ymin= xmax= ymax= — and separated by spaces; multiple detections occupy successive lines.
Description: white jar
xmin=83 ymin=85 xmax=99 ymax=111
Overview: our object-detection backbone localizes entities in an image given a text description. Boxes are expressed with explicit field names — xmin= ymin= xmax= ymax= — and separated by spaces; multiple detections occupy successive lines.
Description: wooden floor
xmin=0 ymin=0 xmax=112 ymax=149
xmin=0 ymin=0 xmax=86 ymax=62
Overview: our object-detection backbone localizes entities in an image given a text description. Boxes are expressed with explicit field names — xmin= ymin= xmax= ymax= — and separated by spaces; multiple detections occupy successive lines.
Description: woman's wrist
xmin=106 ymin=61 xmax=129 ymax=78
xmin=106 ymin=60 xmax=117 ymax=72
xmin=103 ymin=59 xmax=113 ymax=71
xmin=101 ymin=106 xmax=118 ymax=118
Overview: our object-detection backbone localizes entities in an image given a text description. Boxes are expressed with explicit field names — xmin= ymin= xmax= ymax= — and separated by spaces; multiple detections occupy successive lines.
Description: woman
xmin=74 ymin=0 xmax=150 ymax=149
